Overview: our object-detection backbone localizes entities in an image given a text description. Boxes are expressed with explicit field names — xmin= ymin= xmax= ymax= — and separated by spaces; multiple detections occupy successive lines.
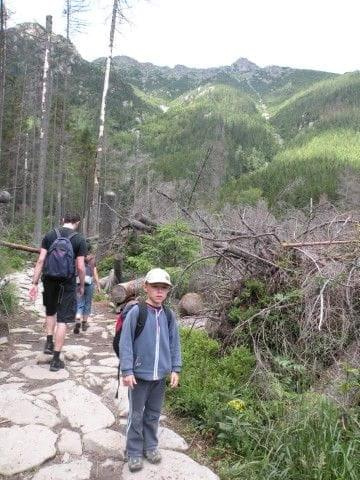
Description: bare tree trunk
xmin=0 ymin=0 xmax=6 ymax=167
xmin=97 ymin=190 xmax=116 ymax=260
xmin=87 ymin=0 xmax=119 ymax=236
xmin=29 ymin=123 xmax=36 ymax=213
xmin=21 ymin=132 xmax=29 ymax=218
xmin=11 ymin=66 xmax=27 ymax=223
xmin=49 ymin=76 xmax=59 ymax=226
xmin=33 ymin=16 xmax=52 ymax=245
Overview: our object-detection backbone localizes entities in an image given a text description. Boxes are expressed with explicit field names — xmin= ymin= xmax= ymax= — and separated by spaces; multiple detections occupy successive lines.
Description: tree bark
xmin=21 ymin=133 xmax=29 ymax=218
xmin=87 ymin=0 xmax=119 ymax=236
xmin=0 ymin=0 xmax=6 ymax=167
xmin=111 ymin=277 xmax=145 ymax=305
xmin=33 ymin=16 xmax=52 ymax=245
xmin=97 ymin=190 xmax=117 ymax=260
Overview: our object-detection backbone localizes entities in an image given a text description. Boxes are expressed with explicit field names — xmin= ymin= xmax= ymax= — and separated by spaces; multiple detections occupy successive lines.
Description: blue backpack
xmin=44 ymin=228 xmax=78 ymax=279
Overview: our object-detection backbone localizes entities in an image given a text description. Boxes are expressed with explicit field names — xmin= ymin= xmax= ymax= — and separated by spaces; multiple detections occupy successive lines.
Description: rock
xmin=58 ymin=429 xmax=82 ymax=455
xmin=50 ymin=382 xmax=115 ymax=433
xmin=101 ymin=331 xmax=109 ymax=339
xmin=11 ymin=358 xmax=37 ymax=371
xmin=158 ymin=427 xmax=189 ymax=451
xmin=0 ymin=371 xmax=9 ymax=379
xmin=12 ymin=350 xmax=37 ymax=359
xmin=14 ymin=343 xmax=32 ymax=349
xmin=0 ymin=336 xmax=8 ymax=344
xmin=87 ymin=325 xmax=104 ymax=333
xmin=0 ymin=424 xmax=56 ymax=476
xmin=20 ymin=364 xmax=69 ymax=380
xmin=121 ymin=449 xmax=219 ymax=479
xmin=83 ymin=372 xmax=104 ymax=388
xmin=32 ymin=459 xmax=92 ymax=480
xmin=86 ymin=365 xmax=116 ymax=375
xmin=98 ymin=357 xmax=118 ymax=367
xmin=83 ymin=428 xmax=125 ymax=459
xmin=94 ymin=352 xmax=110 ymax=356
xmin=103 ymin=380 xmax=129 ymax=416
xmin=9 ymin=327 xmax=35 ymax=334
xmin=178 ymin=293 xmax=204 ymax=316
xmin=83 ymin=358 xmax=91 ymax=365
xmin=36 ymin=352 xmax=58 ymax=364
xmin=0 ymin=382 xmax=26 ymax=391
xmin=37 ymin=393 xmax=54 ymax=402
xmin=0 ymin=388 xmax=60 ymax=427
xmin=63 ymin=345 xmax=92 ymax=361
xmin=6 ymin=376 xmax=24 ymax=382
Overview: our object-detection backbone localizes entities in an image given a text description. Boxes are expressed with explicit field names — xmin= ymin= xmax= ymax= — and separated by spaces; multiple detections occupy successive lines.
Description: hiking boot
xmin=73 ymin=323 xmax=81 ymax=334
xmin=49 ymin=358 xmax=65 ymax=372
xmin=81 ymin=321 xmax=89 ymax=332
xmin=144 ymin=449 xmax=162 ymax=464
xmin=128 ymin=457 xmax=143 ymax=472
xmin=43 ymin=338 xmax=54 ymax=355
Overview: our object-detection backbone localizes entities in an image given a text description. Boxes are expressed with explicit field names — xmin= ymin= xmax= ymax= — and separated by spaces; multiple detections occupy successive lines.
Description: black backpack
xmin=44 ymin=228 xmax=77 ymax=279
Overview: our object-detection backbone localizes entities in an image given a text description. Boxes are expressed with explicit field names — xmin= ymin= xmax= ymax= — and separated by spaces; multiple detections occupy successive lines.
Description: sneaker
xmin=81 ymin=321 xmax=89 ymax=332
xmin=43 ymin=338 xmax=54 ymax=355
xmin=128 ymin=457 xmax=143 ymax=472
xmin=73 ymin=323 xmax=81 ymax=334
xmin=49 ymin=358 xmax=65 ymax=372
xmin=144 ymin=449 xmax=162 ymax=464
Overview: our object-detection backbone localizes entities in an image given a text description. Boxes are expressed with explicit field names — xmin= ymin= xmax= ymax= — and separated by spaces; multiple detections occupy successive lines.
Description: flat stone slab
xmin=63 ymin=345 xmax=92 ymax=361
xmin=121 ymin=449 xmax=219 ymax=480
xmin=0 ymin=371 xmax=9 ymax=379
xmin=20 ymin=364 xmax=69 ymax=380
xmin=58 ymin=428 xmax=82 ymax=455
xmin=10 ymin=327 xmax=35 ymax=334
xmin=98 ymin=357 xmax=119 ymax=367
xmin=0 ymin=388 xmax=59 ymax=427
xmin=50 ymin=382 xmax=115 ymax=433
xmin=86 ymin=365 xmax=116 ymax=375
xmin=12 ymin=350 xmax=37 ymax=359
xmin=83 ymin=428 xmax=126 ymax=459
xmin=158 ymin=427 xmax=189 ymax=451
xmin=0 ymin=424 xmax=56 ymax=476
xmin=32 ymin=459 xmax=92 ymax=480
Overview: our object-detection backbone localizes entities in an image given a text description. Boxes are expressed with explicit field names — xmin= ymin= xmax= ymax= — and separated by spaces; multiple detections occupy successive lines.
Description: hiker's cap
xmin=145 ymin=268 xmax=172 ymax=286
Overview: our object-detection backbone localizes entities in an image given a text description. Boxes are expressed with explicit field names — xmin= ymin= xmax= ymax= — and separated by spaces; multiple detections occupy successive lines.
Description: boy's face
xmin=144 ymin=282 xmax=171 ymax=307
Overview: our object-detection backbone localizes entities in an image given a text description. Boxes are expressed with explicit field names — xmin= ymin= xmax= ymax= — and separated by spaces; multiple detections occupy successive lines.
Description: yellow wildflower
xmin=227 ymin=399 xmax=246 ymax=412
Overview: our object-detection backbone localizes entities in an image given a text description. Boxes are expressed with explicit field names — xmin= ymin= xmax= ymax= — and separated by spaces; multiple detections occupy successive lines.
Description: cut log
xmin=0 ymin=240 xmax=40 ymax=254
xmin=111 ymin=277 xmax=145 ymax=304
xmin=178 ymin=292 xmax=204 ymax=316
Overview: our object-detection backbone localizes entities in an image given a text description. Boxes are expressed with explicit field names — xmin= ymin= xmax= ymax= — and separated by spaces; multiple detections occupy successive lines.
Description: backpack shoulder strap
xmin=54 ymin=228 xmax=60 ymax=238
xmin=67 ymin=231 xmax=78 ymax=241
xmin=134 ymin=302 xmax=148 ymax=340
xmin=163 ymin=306 xmax=173 ymax=329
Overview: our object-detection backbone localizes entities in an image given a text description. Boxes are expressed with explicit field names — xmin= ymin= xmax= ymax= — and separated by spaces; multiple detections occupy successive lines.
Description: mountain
xmin=4 ymin=22 xmax=360 ymax=214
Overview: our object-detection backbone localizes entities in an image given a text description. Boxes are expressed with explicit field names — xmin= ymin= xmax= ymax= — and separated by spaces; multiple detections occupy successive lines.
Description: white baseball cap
xmin=145 ymin=268 xmax=172 ymax=286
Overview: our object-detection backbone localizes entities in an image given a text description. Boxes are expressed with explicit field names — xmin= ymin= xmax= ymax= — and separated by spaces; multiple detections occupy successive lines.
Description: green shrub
xmin=97 ymin=256 xmax=114 ymax=277
xmin=0 ymin=283 xmax=18 ymax=315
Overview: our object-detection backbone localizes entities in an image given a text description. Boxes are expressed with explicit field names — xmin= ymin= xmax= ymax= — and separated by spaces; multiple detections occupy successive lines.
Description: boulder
xmin=178 ymin=293 xmax=204 ymax=316
xmin=32 ymin=459 xmax=92 ymax=480
xmin=83 ymin=428 xmax=126 ymax=459
xmin=58 ymin=428 xmax=82 ymax=455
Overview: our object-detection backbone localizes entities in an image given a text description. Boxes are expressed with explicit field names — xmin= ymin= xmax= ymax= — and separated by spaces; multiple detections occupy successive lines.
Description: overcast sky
xmin=7 ymin=0 xmax=360 ymax=73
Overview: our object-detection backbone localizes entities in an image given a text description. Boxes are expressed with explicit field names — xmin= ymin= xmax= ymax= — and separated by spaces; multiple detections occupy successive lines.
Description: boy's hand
xmin=170 ymin=372 xmax=179 ymax=388
xmin=123 ymin=375 xmax=137 ymax=389
xmin=29 ymin=285 xmax=38 ymax=301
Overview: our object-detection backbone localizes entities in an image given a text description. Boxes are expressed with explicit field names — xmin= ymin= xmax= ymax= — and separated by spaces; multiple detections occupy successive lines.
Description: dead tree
xmin=33 ymin=16 xmax=52 ymax=245
xmin=87 ymin=0 xmax=121 ymax=236
xmin=0 ymin=0 xmax=6 ymax=167
xmin=97 ymin=190 xmax=117 ymax=260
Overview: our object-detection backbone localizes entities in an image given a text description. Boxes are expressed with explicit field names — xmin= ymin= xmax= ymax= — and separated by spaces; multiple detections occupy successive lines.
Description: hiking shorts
xmin=42 ymin=276 xmax=77 ymax=323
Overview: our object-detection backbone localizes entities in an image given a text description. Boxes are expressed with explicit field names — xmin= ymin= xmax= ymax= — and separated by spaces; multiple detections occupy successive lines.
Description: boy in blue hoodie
xmin=120 ymin=268 xmax=182 ymax=472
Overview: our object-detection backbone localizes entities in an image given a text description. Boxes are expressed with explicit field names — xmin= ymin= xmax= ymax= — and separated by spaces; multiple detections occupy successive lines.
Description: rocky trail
xmin=0 ymin=268 xmax=219 ymax=480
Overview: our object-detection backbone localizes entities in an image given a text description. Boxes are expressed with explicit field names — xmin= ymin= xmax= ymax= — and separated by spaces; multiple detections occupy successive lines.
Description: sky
xmin=7 ymin=0 xmax=360 ymax=73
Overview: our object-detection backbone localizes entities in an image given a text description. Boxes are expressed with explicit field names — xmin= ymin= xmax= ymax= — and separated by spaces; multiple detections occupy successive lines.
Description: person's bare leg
xmin=44 ymin=315 xmax=56 ymax=354
xmin=54 ymin=323 xmax=67 ymax=352
xmin=46 ymin=315 xmax=56 ymax=335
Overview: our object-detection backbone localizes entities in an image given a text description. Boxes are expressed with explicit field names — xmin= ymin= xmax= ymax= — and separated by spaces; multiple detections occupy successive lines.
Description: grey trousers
xmin=126 ymin=377 xmax=166 ymax=457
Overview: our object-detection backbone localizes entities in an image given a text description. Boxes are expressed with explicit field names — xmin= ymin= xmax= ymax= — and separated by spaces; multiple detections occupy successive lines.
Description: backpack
xmin=113 ymin=301 xmax=172 ymax=358
xmin=44 ymin=228 xmax=78 ymax=279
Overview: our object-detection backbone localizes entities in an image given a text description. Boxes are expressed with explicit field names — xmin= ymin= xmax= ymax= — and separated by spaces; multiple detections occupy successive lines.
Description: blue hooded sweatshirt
xmin=119 ymin=304 xmax=182 ymax=381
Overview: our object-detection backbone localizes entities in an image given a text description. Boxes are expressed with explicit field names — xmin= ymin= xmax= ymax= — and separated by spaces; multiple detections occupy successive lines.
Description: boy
xmin=120 ymin=268 xmax=182 ymax=472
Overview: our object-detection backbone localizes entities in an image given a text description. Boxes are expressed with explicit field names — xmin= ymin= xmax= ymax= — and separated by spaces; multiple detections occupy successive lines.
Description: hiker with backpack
xmin=119 ymin=268 xmax=182 ymax=472
xmin=73 ymin=240 xmax=101 ymax=334
xmin=29 ymin=212 xmax=87 ymax=372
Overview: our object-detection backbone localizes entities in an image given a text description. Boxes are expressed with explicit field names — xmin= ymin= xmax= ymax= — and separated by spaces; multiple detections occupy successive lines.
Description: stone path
xmin=0 ymin=268 xmax=219 ymax=479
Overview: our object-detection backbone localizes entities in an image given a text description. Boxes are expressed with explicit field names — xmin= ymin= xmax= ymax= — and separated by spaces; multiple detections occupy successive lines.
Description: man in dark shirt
xmin=29 ymin=212 xmax=87 ymax=371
